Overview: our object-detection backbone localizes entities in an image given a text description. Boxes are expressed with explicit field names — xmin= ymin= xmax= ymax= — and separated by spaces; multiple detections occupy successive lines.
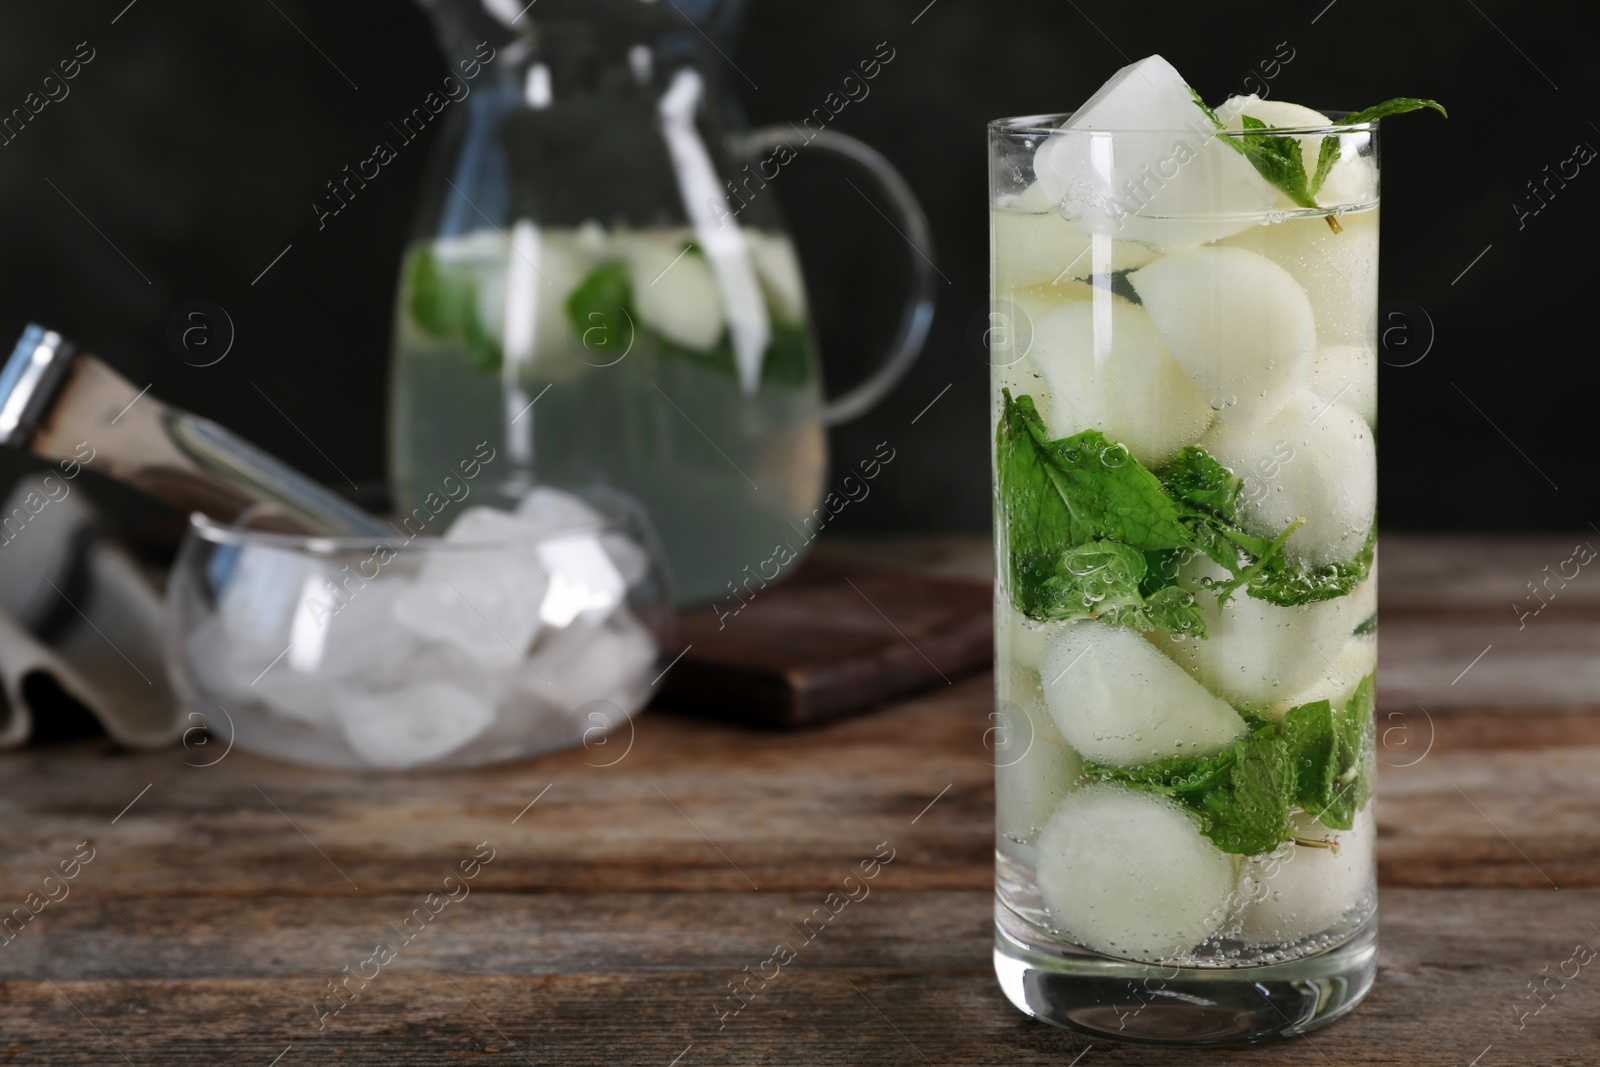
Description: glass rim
xmin=184 ymin=507 xmax=624 ymax=556
xmin=989 ymin=112 xmax=1378 ymax=138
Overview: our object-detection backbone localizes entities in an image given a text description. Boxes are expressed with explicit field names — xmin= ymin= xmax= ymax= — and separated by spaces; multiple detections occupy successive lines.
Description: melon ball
xmin=1199 ymin=390 xmax=1376 ymax=567
xmin=1158 ymin=556 xmax=1355 ymax=712
xmin=1267 ymin=635 xmax=1378 ymax=719
xmin=1351 ymin=549 xmax=1377 ymax=626
xmin=1217 ymin=95 xmax=1330 ymax=192
xmin=992 ymin=197 xmax=1094 ymax=292
xmin=1220 ymin=209 xmax=1378 ymax=352
xmin=989 ymin=280 xmax=1095 ymax=414
xmin=1311 ymin=344 xmax=1377 ymax=428
xmin=743 ymin=230 xmax=808 ymax=323
xmin=1237 ymin=807 xmax=1376 ymax=946
xmin=1040 ymin=623 xmax=1248 ymax=767
xmin=628 ymin=236 xmax=724 ymax=350
xmin=1316 ymin=150 xmax=1378 ymax=209
xmin=995 ymin=666 xmax=1085 ymax=853
xmin=1037 ymin=783 xmax=1236 ymax=960
xmin=1129 ymin=246 xmax=1316 ymax=426
xmin=995 ymin=602 xmax=1076 ymax=672
xmin=1215 ymin=96 xmax=1377 ymax=209
xmin=1028 ymin=299 xmax=1214 ymax=467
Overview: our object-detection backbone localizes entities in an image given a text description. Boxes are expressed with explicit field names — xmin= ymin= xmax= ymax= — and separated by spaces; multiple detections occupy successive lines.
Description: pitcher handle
xmin=734 ymin=126 xmax=936 ymax=426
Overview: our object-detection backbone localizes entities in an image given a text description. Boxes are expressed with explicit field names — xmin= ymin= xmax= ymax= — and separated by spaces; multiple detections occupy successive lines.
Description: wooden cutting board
xmin=656 ymin=547 xmax=994 ymax=727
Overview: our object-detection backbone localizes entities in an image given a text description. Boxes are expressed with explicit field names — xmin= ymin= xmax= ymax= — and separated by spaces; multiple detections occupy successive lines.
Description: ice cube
xmin=628 ymin=234 xmax=725 ymax=350
xmin=517 ymin=487 xmax=651 ymax=588
xmin=1032 ymin=56 xmax=1281 ymax=247
xmin=184 ymin=615 xmax=277 ymax=700
xmin=1129 ymin=245 xmax=1316 ymax=426
xmin=1310 ymin=343 xmax=1377 ymax=428
xmin=515 ymin=486 xmax=603 ymax=530
xmin=393 ymin=507 xmax=550 ymax=669
xmin=1267 ymin=634 xmax=1377 ymax=718
xmin=600 ymin=532 xmax=652 ymax=587
xmin=1036 ymin=783 xmax=1236 ymax=959
xmin=995 ymin=666 xmax=1085 ymax=854
xmin=182 ymin=611 xmax=336 ymax=727
xmin=252 ymin=667 xmax=341 ymax=727
xmin=333 ymin=679 xmax=496 ymax=769
xmin=1198 ymin=390 xmax=1376 ymax=567
xmin=310 ymin=575 xmax=428 ymax=682
xmin=1157 ymin=556 xmax=1356 ymax=711
xmin=1028 ymin=298 xmax=1214 ymax=467
xmin=537 ymin=535 xmax=626 ymax=627
xmin=1219 ymin=209 xmax=1378 ymax=352
xmin=516 ymin=608 xmax=658 ymax=716
xmin=217 ymin=545 xmax=320 ymax=646
xmin=1237 ymin=807 xmax=1375 ymax=946
xmin=1040 ymin=622 xmax=1248 ymax=767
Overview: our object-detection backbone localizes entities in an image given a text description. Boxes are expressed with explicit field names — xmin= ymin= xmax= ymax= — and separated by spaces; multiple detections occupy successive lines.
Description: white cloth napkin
xmin=0 ymin=475 xmax=180 ymax=749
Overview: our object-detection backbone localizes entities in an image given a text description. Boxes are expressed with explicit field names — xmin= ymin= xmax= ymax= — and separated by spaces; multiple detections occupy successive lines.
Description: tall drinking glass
xmin=988 ymin=113 xmax=1380 ymax=1045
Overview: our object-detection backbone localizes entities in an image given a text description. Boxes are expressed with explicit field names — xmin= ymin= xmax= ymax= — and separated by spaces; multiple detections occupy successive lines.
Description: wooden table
xmin=2 ymin=535 xmax=1597 ymax=1065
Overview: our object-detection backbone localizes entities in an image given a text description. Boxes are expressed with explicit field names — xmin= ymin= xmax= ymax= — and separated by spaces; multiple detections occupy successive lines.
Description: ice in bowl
xmin=167 ymin=485 xmax=673 ymax=770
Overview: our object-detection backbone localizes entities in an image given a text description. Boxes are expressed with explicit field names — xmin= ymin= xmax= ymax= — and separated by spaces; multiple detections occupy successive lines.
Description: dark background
xmin=0 ymin=0 xmax=1587 ymax=540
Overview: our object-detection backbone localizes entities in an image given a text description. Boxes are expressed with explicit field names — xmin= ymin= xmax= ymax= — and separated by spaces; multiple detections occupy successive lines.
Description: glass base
xmin=994 ymin=898 xmax=1377 ymax=1047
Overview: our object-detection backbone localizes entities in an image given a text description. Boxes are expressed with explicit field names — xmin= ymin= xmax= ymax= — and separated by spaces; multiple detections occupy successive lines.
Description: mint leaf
xmin=998 ymin=391 xmax=1304 ymax=619
xmin=1195 ymin=727 xmax=1295 ymax=855
xmin=1341 ymin=98 xmax=1447 ymax=124
xmin=565 ymin=261 xmax=812 ymax=386
xmin=1319 ymin=675 xmax=1376 ymax=830
xmin=1033 ymin=541 xmax=1207 ymax=636
xmin=1139 ymin=549 xmax=1184 ymax=596
xmin=565 ymin=261 xmax=634 ymax=361
xmin=408 ymin=246 xmax=470 ymax=338
xmin=1282 ymin=698 xmax=1339 ymax=805
xmin=1085 ymin=726 xmax=1295 ymax=856
xmin=1084 ymin=748 xmax=1236 ymax=799
xmin=463 ymin=302 xmax=503 ymax=373
xmin=1189 ymin=86 xmax=1225 ymax=131
xmin=1158 ymin=446 xmax=1243 ymax=522
xmin=761 ymin=320 xmax=814 ymax=386
xmin=1221 ymin=96 xmax=1444 ymax=208
xmin=1084 ymin=674 xmax=1377 ymax=854
xmin=1079 ymin=268 xmax=1144 ymax=305
xmin=1246 ymin=518 xmax=1375 ymax=606
xmin=1310 ymin=136 xmax=1341 ymax=197
xmin=1231 ymin=114 xmax=1317 ymax=209
xmin=998 ymin=393 xmax=1090 ymax=617
xmin=1279 ymin=675 xmax=1375 ymax=831
xmin=409 ymin=246 xmax=502 ymax=372
xmin=998 ymin=392 xmax=1195 ymax=553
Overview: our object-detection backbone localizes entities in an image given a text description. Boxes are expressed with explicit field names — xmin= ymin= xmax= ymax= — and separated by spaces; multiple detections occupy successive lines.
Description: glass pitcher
xmin=389 ymin=0 xmax=934 ymax=605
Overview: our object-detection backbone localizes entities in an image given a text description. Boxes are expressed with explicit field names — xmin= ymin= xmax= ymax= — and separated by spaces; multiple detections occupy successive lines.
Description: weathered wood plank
xmin=1379 ymin=534 xmax=1600 ymax=618
xmin=0 ymin=888 xmax=1595 ymax=1065
xmin=4 ymin=693 xmax=1599 ymax=902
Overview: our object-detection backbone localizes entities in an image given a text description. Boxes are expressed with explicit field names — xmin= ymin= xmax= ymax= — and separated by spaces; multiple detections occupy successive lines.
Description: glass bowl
xmin=164 ymin=483 xmax=675 ymax=769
